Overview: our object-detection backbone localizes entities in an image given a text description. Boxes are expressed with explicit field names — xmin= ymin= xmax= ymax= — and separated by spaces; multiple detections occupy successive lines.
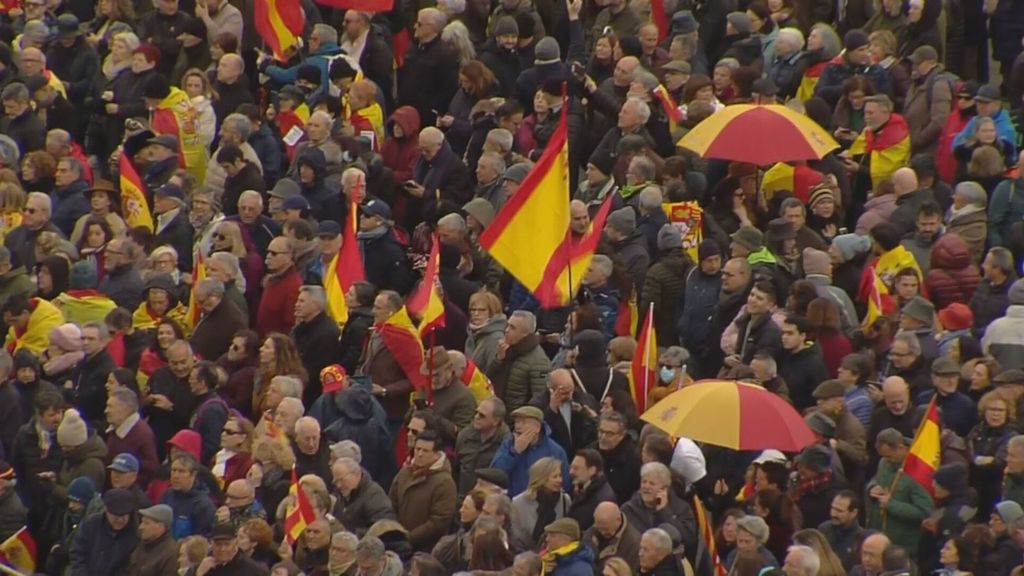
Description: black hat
xmin=475 ymin=468 xmax=509 ymax=489
xmin=297 ymin=64 xmax=321 ymax=86
xmin=994 ymin=368 xmax=1024 ymax=385
xmin=932 ymin=463 xmax=968 ymax=493
xmin=329 ymin=58 xmax=357 ymax=81
xmin=975 ymin=84 xmax=1001 ymax=103
xmin=279 ymin=84 xmax=305 ymax=103
xmin=672 ymin=10 xmax=698 ymax=34
xmin=102 ymin=488 xmax=136 ymax=515
xmin=317 ymin=220 xmax=341 ymax=237
xmin=142 ymin=74 xmax=171 ymax=100
xmin=795 ymin=444 xmax=831 ymax=473
xmin=179 ymin=16 xmax=207 ymax=40
xmin=23 ymin=74 xmax=48 ymax=94
xmin=515 ymin=12 xmax=535 ymax=39
xmin=211 ymin=523 xmax=237 ymax=541
xmin=147 ymin=133 xmax=179 ymax=151
xmin=843 ymin=29 xmax=869 ymax=52
xmin=154 ymin=183 xmax=185 ymax=201
xmin=56 ymin=14 xmax=81 ymax=39
xmin=698 ymin=239 xmax=722 ymax=262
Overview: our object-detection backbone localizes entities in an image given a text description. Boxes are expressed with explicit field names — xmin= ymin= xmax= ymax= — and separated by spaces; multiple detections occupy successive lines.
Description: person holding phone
xmin=621 ymin=461 xmax=698 ymax=567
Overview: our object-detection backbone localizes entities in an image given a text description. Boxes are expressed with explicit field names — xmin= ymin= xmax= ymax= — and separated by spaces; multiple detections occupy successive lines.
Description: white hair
xmin=787 ymin=545 xmax=821 ymax=576
xmin=623 ymin=97 xmax=651 ymax=124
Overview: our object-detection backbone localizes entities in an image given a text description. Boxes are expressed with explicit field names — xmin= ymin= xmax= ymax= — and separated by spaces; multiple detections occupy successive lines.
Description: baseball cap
xmin=108 ymin=453 xmax=140 ymax=473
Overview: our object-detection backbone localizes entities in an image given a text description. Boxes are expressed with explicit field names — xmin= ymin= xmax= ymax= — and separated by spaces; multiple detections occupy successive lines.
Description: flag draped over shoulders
xmin=151 ymin=87 xmax=209 ymax=184
xmin=849 ymin=114 xmax=911 ymax=188
xmin=376 ymin=307 xmax=426 ymax=391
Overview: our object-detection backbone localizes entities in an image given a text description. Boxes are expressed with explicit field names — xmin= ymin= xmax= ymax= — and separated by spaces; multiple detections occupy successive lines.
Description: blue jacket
xmin=70 ymin=508 xmax=139 ymax=576
xmin=988 ymin=177 xmax=1024 ymax=248
xmin=552 ymin=544 xmax=596 ymax=576
xmin=678 ymin=267 xmax=722 ymax=351
xmin=265 ymin=43 xmax=344 ymax=89
xmin=50 ymin=179 xmax=91 ymax=238
xmin=815 ymin=57 xmax=892 ymax=105
xmin=954 ymin=109 xmax=1019 ymax=164
xmin=161 ymin=483 xmax=216 ymax=538
xmin=490 ymin=422 xmax=571 ymax=496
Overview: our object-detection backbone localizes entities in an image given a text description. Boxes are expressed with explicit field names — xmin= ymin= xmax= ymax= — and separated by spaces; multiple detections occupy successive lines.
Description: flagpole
xmin=642 ymin=303 xmax=654 ymax=410
xmin=561 ymin=81 xmax=575 ymax=351
xmin=427 ymin=329 xmax=435 ymax=406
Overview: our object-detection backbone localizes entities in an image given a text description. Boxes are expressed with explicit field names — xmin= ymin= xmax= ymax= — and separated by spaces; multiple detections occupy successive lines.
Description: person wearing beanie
xmin=865 ymin=428 xmax=934 ymax=553
xmin=917 ymin=463 xmax=974 ymax=574
xmin=479 ymin=16 xmax=523 ymax=98
xmin=55 ymin=408 xmax=109 ymax=502
xmin=642 ymin=223 xmax=689 ymax=345
xmin=676 ymin=240 xmax=724 ymax=376
xmin=721 ymin=12 xmax=762 ymax=67
xmin=802 ymin=247 xmax=859 ymax=333
xmin=126 ymin=503 xmax=178 ymax=576
xmin=605 ymin=206 xmax=650 ymax=299
xmin=576 ymin=155 xmax=619 ymax=208
xmin=592 ymin=0 xmax=642 ymax=52
xmin=985 ymin=500 xmax=1024 ymax=574
xmin=395 ymin=9 xmax=460 ymax=126
xmin=814 ymin=29 xmax=891 ymax=107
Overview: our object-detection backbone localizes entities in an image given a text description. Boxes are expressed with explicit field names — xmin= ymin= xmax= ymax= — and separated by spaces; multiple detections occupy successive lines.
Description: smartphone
xmin=571 ymin=61 xmax=585 ymax=77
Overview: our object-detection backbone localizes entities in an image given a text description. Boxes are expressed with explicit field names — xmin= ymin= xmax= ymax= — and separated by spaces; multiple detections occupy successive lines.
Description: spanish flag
xmin=649 ymin=0 xmax=668 ymax=41
xmin=151 ymin=87 xmax=208 ymax=183
xmin=376 ymin=306 xmax=426 ymax=391
xmin=119 ymin=154 xmax=153 ymax=231
xmin=902 ymin=396 xmax=941 ymax=496
xmin=628 ymin=303 xmax=657 ymax=413
xmin=323 ymin=195 xmax=365 ymax=325
xmin=185 ymin=251 xmax=207 ymax=330
xmin=796 ymin=58 xmax=830 ymax=102
xmin=693 ymin=495 xmax=727 ymax=576
xmin=480 ymin=96 xmax=574 ymax=309
xmin=0 ymin=527 xmax=36 ymax=574
xmin=460 ymin=358 xmax=493 ymax=403
xmin=5 ymin=298 xmax=64 ymax=356
xmin=652 ymin=84 xmax=684 ymax=124
xmin=662 ymin=201 xmax=703 ymax=264
xmin=278 ymin=102 xmax=310 ymax=162
xmin=255 ymin=0 xmax=305 ymax=61
xmin=547 ymin=195 xmax=614 ymax=307
xmin=848 ymin=113 xmax=911 ymax=188
xmin=860 ymin=264 xmax=892 ymax=328
xmin=615 ymin=290 xmax=640 ymax=337
xmin=760 ymin=162 xmax=825 ymax=203
xmin=409 ymin=234 xmax=446 ymax=338
xmin=283 ymin=466 xmax=317 ymax=545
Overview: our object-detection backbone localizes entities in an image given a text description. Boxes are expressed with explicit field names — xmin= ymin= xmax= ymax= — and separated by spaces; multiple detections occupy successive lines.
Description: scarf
xmin=948 ymin=204 xmax=984 ymax=223
xmin=44 ymin=350 xmax=85 ymax=377
xmin=35 ymin=419 xmax=53 ymax=459
xmin=102 ymin=56 xmax=131 ymax=80
xmin=541 ymin=541 xmax=580 ymax=574
xmin=793 ymin=468 xmax=833 ymax=499
xmin=533 ymin=488 xmax=562 ymax=544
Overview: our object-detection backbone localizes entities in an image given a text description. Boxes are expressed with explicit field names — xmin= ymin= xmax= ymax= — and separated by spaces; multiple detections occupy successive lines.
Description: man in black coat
xmin=152 ymin=183 xmax=194 ymax=273
xmin=99 ymin=238 xmax=145 ymax=312
xmin=4 ymin=192 xmax=63 ymax=270
xmin=397 ymin=7 xmax=459 ymax=126
xmin=592 ymin=411 xmax=641 ymax=503
xmin=70 ymin=322 xmax=117 ymax=429
xmin=212 ymin=54 xmax=253 ymax=131
xmin=971 ymin=247 xmax=1017 ymax=336
xmin=700 ymin=257 xmax=752 ymax=379
xmin=201 ymin=523 xmax=270 ymax=576
xmin=292 ymin=286 xmax=341 ymax=406
xmin=292 ymin=417 xmax=332 ymax=482
xmin=357 ymin=200 xmax=414 ymax=295
xmin=136 ymin=0 xmax=195 ymax=78
xmin=70 ymin=489 xmax=140 ymax=576
xmin=190 ymin=279 xmax=248 ymax=362
xmin=0 ymin=82 xmax=45 ymax=154
xmin=49 ymin=157 xmax=91 ymax=238
xmin=26 ymin=76 xmax=76 ymax=136
xmin=479 ymin=17 xmax=523 ymax=97
xmin=46 ymin=15 xmax=99 ymax=139
xmin=339 ymin=13 xmax=394 ymax=109
xmin=778 ymin=316 xmax=830 ymax=411
xmin=568 ymin=448 xmax=618 ymax=530
xmin=217 ymin=144 xmax=266 ymax=217
xmin=336 ymin=282 xmax=375 ymax=374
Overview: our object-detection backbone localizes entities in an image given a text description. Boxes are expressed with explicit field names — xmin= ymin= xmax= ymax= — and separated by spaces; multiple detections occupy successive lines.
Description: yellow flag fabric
xmin=52 ymin=291 xmax=118 ymax=326
xmin=662 ymin=201 xmax=703 ymax=263
xmin=119 ymin=154 xmax=154 ymax=231
xmin=152 ymin=87 xmax=209 ymax=183
xmin=0 ymin=527 xmax=36 ymax=573
xmin=5 ymin=298 xmax=64 ymax=356
xmin=902 ymin=397 xmax=941 ymax=494
xmin=848 ymin=114 xmax=912 ymax=188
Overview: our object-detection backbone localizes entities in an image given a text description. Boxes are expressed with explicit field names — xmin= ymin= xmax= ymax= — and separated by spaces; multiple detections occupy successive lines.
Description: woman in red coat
xmin=925 ymin=234 xmax=981 ymax=310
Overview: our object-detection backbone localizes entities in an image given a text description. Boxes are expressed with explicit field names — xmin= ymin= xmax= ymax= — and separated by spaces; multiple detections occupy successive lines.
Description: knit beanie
xmin=607 ymin=207 xmax=636 ymax=235
xmin=493 ymin=16 xmax=518 ymax=38
xmin=69 ymin=260 xmax=98 ymax=290
xmin=67 ymin=476 xmax=96 ymax=504
xmin=831 ymin=233 xmax=871 ymax=262
xmin=807 ymin=184 xmax=833 ymax=211
xmin=844 ymin=29 xmax=869 ymax=52
xmin=726 ymin=12 xmax=752 ymax=35
xmin=534 ymin=37 xmax=560 ymax=63
xmin=802 ymin=248 xmax=831 ymax=276
xmin=48 ymin=323 xmax=83 ymax=353
xmin=57 ymin=408 xmax=88 ymax=448
xmin=932 ymin=463 xmax=968 ymax=494
xmin=657 ymin=224 xmax=683 ymax=251
xmin=1009 ymin=278 xmax=1024 ymax=305
xmin=698 ymin=239 xmax=722 ymax=262
xmin=297 ymin=64 xmax=321 ymax=86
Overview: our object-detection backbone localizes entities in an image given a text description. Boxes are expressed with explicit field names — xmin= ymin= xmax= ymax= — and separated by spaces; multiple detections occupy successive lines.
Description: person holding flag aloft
xmin=865 ymin=428 xmax=935 ymax=555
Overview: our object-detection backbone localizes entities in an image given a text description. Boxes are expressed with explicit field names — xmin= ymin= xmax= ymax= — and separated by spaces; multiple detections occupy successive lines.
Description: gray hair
xmin=195 ymin=278 xmax=226 ymax=298
xmin=638 ymin=186 xmax=663 ymax=211
xmin=418 ymin=7 xmax=447 ymax=31
xmin=479 ymin=151 xmax=507 ymax=174
xmin=0 ymin=83 xmax=28 ymax=103
xmin=299 ymin=285 xmax=327 ymax=310
xmin=278 ymin=396 xmax=305 ymax=417
xmin=419 ymin=126 xmax=445 ymax=147
xmin=987 ymin=247 xmax=1015 ymax=276
xmin=509 ymin=310 xmax=537 ymax=333
xmin=270 ymin=375 xmax=303 ymax=399
xmin=333 ymin=456 xmax=361 ymax=476
xmin=110 ymin=387 xmax=140 ymax=412
xmin=486 ymin=129 xmax=514 ymax=154
xmin=26 ymin=192 xmax=52 ymax=217
xmin=643 ymin=528 xmax=674 ymax=552
xmin=751 ymin=353 xmax=778 ymax=378
xmin=628 ymin=155 xmax=656 ymax=182
xmin=864 ymin=94 xmax=894 ymax=113
xmin=660 ymin=346 xmax=690 ymax=367
xmin=332 ymin=531 xmax=359 ymax=551
xmin=780 ymin=196 xmax=806 ymax=215
xmin=222 ymin=113 xmax=252 ymax=140
xmin=355 ymin=535 xmax=386 ymax=562
xmin=623 ymin=97 xmax=651 ymax=124
xmin=892 ymin=331 xmax=922 ymax=357
xmin=513 ymin=552 xmax=541 ymax=576
xmin=640 ymin=462 xmax=672 ymax=487
xmin=1009 ymin=435 xmax=1024 ymax=454
xmin=82 ymin=320 xmax=110 ymax=340
xmin=787 ymin=545 xmax=821 ymax=576
xmin=715 ymin=57 xmax=740 ymax=72
xmin=313 ymin=23 xmax=338 ymax=45
xmin=811 ymin=23 xmax=842 ymax=60
xmin=589 ymin=254 xmax=613 ymax=279
xmin=777 ymin=27 xmax=806 ymax=50
xmin=482 ymin=396 xmax=507 ymax=421
xmin=46 ymin=129 xmax=71 ymax=148
xmin=0 ymin=135 xmax=19 ymax=168
xmin=239 ymin=189 xmax=263 ymax=205
xmin=331 ymin=442 xmax=362 ymax=463
xmin=294 ymin=415 xmax=319 ymax=437
xmin=954 ymin=181 xmax=987 ymax=207
xmin=876 ymin=427 xmax=910 ymax=449
xmin=437 ymin=213 xmax=467 ymax=233
xmin=209 ymin=251 xmax=243 ymax=282
xmin=341 ymin=167 xmax=366 ymax=189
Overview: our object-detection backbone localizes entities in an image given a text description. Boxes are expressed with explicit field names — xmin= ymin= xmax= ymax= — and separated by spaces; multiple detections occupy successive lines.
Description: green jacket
xmin=1003 ymin=471 xmax=1024 ymax=507
xmin=486 ymin=333 xmax=551 ymax=416
xmin=865 ymin=459 xmax=934 ymax=554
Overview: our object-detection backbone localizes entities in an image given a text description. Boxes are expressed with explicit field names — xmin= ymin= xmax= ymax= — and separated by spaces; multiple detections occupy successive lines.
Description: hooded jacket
xmin=295 ymin=148 xmax=336 ymax=222
xmin=924 ymin=234 xmax=981 ymax=310
xmin=321 ymin=386 xmax=394 ymax=482
xmin=381 ymin=106 xmax=422 ymax=184
xmin=571 ymin=330 xmax=628 ymax=402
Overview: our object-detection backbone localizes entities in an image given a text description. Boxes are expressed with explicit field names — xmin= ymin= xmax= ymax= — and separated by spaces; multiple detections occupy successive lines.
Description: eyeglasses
xmin=222 ymin=428 xmax=243 ymax=435
xmin=597 ymin=428 xmax=623 ymax=437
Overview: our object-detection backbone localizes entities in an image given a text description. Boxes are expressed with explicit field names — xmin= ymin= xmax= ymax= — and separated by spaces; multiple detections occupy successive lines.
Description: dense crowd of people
xmin=0 ymin=0 xmax=1020 ymax=575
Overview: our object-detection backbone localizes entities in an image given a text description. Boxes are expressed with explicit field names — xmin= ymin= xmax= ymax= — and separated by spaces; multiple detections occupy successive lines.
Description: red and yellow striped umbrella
xmin=678 ymin=104 xmax=839 ymax=166
xmin=641 ymin=379 xmax=816 ymax=451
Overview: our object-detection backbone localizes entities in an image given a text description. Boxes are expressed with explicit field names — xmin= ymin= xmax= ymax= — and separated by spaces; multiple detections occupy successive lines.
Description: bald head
xmin=882 ymin=376 xmax=910 ymax=415
xmin=891 ymin=168 xmax=918 ymax=197
xmin=225 ymin=479 xmax=254 ymax=502
xmin=593 ymin=501 xmax=623 ymax=538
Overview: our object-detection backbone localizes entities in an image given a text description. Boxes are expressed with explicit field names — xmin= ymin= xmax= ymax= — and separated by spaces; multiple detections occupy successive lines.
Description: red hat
xmin=938 ymin=303 xmax=973 ymax=331
xmin=133 ymin=43 xmax=160 ymax=64
xmin=320 ymin=364 xmax=347 ymax=394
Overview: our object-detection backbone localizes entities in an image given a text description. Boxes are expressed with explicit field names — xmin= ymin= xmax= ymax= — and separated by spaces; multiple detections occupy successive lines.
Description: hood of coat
xmin=930 ymin=233 xmax=971 ymax=270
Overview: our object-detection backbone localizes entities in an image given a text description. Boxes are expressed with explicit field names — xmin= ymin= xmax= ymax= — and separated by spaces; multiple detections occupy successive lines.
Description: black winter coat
xmin=778 ymin=344 xmax=830 ymax=411
xmin=222 ymin=162 xmax=266 ymax=217
xmin=191 ymin=298 xmax=248 ymax=362
xmin=135 ymin=11 xmax=194 ymax=77
xmin=46 ymin=38 xmax=100 ymax=104
xmin=360 ymin=230 xmax=414 ymax=295
xmin=733 ymin=312 xmax=783 ymax=364
xmin=154 ymin=210 xmax=194 ymax=272
xmin=568 ymin=475 xmax=617 ymax=530
xmin=397 ymin=36 xmax=459 ymax=126
xmin=50 ymin=180 xmax=91 ymax=238
xmin=596 ymin=435 xmax=642 ymax=504
xmin=3 ymin=221 xmax=62 ymax=270
xmin=337 ymin=307 xmax=374 ymax=374
xmin=0 ymin=108 xmax=44 ymax=154
xmin=971 ymin=277 xmax=1015 ymax=337
xmin=70 ymin=350 xmax=115 ymax=429
xmin=292 ymin=312 xmax=340 ymax=405
xmin=70 ymin=510 xmax=139 ymax=576
xmin=98 ymin=264 xmax=144 ymax=312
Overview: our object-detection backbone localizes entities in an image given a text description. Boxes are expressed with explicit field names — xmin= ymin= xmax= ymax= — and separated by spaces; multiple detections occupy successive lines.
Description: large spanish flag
xmin=652 ymin=84 xmax=684 ymax=124
xmin=663 ymin=201 xmax=703 ymax=264
xmin=119 ymin=154 xmax=153 ymax=231
xmin=545 ymin=195 xmax=614 ymax=307
xmin=902 ymin=396 xmax=941 ymax=496
xmin=376 ymin=306 xmax=426 ymax=391
xmin=323 ymin=196 xmax=365 ymax=325
xmin=408 ymin=235 xmax=446 ymax=338
xmin=848 ymin=114 xmax=911 ymax=188
xmin=0 ymin=527 xmax=36 ymax=574
xmin=283 ymin=466 xmax=317 ymax=545
xmin=761 ymin=162 xmax=825 ymax=203
xmin=151 ymin=87 xmax=208 ymax=183
xmin=796 ymin=59 xmax=830 ymax=102
xmin=480 ymin=100 xmax=573 ymax=309
xmin=628 ymin=303 xmax=657 ymax=413
xmin=185 ymin=251 xmax=207 ymax=330
xmin=255 ymin=0 xmax=305 ymax=60
xmin=460 ymin=358 xmax=493 ymax=402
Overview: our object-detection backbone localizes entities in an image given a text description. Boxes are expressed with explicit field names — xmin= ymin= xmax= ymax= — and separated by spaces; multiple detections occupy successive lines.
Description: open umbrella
xmin=677 ymin=104 xmax=839 ymax=165
xmin=641 ymin=379 xmax=816 ymax=452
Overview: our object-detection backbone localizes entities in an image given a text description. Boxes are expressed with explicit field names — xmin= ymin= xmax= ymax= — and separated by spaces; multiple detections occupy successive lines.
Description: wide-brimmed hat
xmin=84 ymin=179 xmax=120 ymax=205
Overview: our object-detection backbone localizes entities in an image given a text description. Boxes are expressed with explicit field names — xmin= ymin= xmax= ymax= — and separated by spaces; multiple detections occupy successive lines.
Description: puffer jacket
xmin=642 ymin=250 xmax=689 ymax=347
xmin=486 ymin=333 xmax=551 ymax=415
xmin=53 ymin=433 xmax=107 ymax=504
xmin=466 ymin=313 xmax=507 ymax=375
xmin=677 ymin=266 xmax=722 ymax=352
xmin=971 ymin=275 xmax=1016 ymax=336
xmin=924 ymin=234 xmax=981 ymax=310
xmin=983 ymin=305 xmax=1024 ymax=370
